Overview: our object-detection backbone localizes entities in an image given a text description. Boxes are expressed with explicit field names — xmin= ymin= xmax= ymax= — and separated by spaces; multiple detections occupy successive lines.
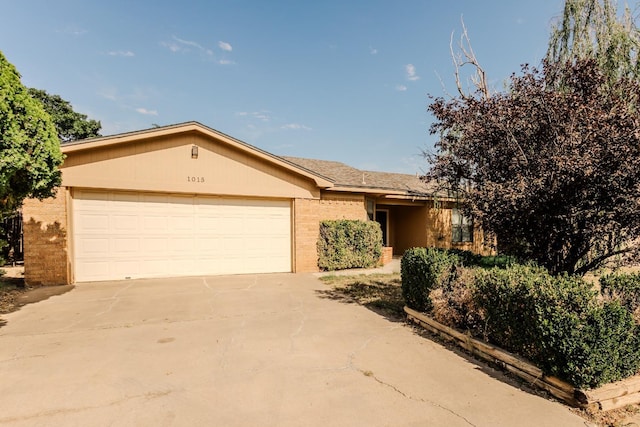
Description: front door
xmin=375 ymin=210 xmax=389 ymax=246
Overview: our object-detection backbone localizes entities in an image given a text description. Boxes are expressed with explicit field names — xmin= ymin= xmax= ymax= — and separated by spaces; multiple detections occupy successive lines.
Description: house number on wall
xmin=187 ymin=176 xmax=205 ymax=183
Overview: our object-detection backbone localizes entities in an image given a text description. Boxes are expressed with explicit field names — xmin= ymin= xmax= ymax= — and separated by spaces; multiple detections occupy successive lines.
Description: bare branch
xmin=575 ymin=247 xmax=635 ymax=276
xmin=434 ymin=70 xmax=455 ymax=99
xmin=450 ymin=17 xmax=490 ymax=100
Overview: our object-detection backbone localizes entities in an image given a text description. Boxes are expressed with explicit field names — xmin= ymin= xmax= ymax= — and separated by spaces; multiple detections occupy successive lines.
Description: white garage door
xmin=72 ymin=190 xmax=292 ymax=282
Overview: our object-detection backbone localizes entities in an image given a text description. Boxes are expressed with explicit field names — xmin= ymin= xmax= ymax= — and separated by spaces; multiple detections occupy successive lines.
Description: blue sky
xmin=1 ymin=0 xmax=565 ymax=174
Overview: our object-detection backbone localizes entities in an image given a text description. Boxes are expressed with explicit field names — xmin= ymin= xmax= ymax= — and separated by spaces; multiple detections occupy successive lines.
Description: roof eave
xmin=327 ymin=185 xmax=431 ymax=197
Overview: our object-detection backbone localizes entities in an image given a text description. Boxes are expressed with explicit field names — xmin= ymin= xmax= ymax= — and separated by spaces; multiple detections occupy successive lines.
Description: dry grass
xmin=318 ymin=273 xmax=405 ymax=321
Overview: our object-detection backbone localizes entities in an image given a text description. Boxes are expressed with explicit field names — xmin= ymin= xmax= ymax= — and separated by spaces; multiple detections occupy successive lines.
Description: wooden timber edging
xmin=404 ymin=306 xmax=640 ymax=411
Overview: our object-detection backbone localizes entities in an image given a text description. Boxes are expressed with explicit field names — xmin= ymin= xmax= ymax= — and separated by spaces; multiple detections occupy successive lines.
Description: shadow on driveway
xmin=315 ymin=275 xmax=405 ymax=323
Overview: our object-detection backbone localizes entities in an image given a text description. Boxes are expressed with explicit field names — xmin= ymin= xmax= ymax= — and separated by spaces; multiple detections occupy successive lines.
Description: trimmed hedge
xmin=401 ymin=247 xmax=462 ymax=312
xmin=317 ymin=219 xmax=382 ymax=271
xmin=400 ymin=248 xmax=640 ymax=389
xmin=474 ymin=265 xmax=640 ymax=388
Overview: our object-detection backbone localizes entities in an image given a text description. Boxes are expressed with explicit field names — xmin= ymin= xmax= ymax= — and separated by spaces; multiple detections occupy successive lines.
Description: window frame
xmin=451 ymin=208 xmax=473 ymax=243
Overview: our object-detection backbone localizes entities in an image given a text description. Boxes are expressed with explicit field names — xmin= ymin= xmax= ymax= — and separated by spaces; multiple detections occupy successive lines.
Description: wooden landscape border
xmin=404 ymin=306 xmax=640 ymax=411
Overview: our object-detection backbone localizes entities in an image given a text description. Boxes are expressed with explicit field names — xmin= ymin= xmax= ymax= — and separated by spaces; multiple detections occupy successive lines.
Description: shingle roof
xmin=282 ymin=156 xmax=441 ymax=196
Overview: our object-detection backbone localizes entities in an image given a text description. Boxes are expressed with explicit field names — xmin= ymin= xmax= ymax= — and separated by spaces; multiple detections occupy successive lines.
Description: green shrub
xmin=401 ymin=247 xmax=462 ymax=312
xmin=476 ymin=254 xmax=514 ymax=269
xmin=401 ymin=251 xmax=640 ymax=388
xmin=475 ymin=264 xmax=550 ymax=355
xmin=472 ymin=264 xmax=640 ymax=388
xmin=600 ymin=273 xmax=640 ymax=319
xmin=537 ymin=300 xmax=640 ymax=388
xmin=446 ymin=248 xmax=483 ymax=266
xmin=317 ymin=219 xmax=382 ymax=271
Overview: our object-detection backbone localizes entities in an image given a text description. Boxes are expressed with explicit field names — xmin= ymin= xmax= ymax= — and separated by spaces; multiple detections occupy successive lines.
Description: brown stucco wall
xmin=388 ymin=205 xmax=429 ymax=255
xmin=22 ymin=188 xmax=70 ymax=285
xmin=293 ymin=193 xmax=367 ymax=272
xmin=379 ymin=201 xmax=493 ymax=257
xmin=61 ymin=133 xmax=320 ymax=199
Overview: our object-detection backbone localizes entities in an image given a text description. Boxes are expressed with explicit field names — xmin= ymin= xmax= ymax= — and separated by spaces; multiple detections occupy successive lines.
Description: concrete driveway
xmin=0 ymin=273 xmax=588 ymax=427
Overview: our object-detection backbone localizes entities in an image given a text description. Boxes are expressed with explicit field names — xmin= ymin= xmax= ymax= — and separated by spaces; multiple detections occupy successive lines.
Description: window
xmin=452 ymin=208 xmax=473 ymax=243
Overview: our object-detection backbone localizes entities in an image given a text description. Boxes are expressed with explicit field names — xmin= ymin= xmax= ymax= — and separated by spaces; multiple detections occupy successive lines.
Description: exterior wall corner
xmin=22 ymin=187 xmax=70 ymax=286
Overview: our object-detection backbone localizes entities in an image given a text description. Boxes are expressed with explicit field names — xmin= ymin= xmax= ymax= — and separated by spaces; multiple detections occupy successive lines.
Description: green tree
xmin=28 ymin=88 xmax=101 ymax=142
xmin=547 ymin=0 xmax=640 ymax=81
xmin=0 ymin=51 xmax=63 ymax=211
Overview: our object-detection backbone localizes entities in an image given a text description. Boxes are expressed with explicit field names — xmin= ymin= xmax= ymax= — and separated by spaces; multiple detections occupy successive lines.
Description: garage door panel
xmin=112 ymin=214 xmax=138 ymax=232
xmin=141 ymin=215 xmax=169 ymax=232
xmin=170 ymin=237 xmax=194 ymax=253
xmin=196 ymin=237 xmax=229 ymax=254
xmin=112 ymin=237 xmax=140 ymax=254
xmin=139 ymin=259 xmax=168 ymax=276
xmin=75 ymin=214 xmax=109 ymax=233
xmin=73 ymin=190 xmax=291 ymax=282
xmin=139 ymin=237 xmax=169 ymax=253
xmin=75 ymin=190 xmax=110 ymax=206
xmin=168 ymin=215 xmax=193 ymax=231
xmin=111 ymin=260 xmax=141 ymax=278
xmin=77 ymin=238 xmax=110 ymax=256
xmin=76 ymin=261 xmax=111 ymax=281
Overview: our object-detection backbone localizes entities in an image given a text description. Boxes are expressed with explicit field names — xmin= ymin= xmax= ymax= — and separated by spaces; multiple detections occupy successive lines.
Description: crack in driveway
xmin=362 ymin=368 xmax=478 ymax=427
xmin=341 ymin=324 xmax=478 ymax=427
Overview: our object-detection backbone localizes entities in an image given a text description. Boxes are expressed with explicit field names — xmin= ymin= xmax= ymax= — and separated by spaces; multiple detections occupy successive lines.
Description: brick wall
xmin=317 ymin=193 xmax=367 ymax=221
xmin=293 ymin=198 xmax=320 ymax=272
xmin=379 ymin=247 xmax=393 ymax=265
xmin=293 ymin=193 xmax=367 ymax=272
xmin=22 ymin=188 xmax=70 ymax=285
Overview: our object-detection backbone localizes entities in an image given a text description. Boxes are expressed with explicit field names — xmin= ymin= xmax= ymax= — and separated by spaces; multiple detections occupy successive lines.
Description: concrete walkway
xmin=0 ymin=273 xmax=588 ymax=426
xmin=313 ymin=257 xmax=402 ymax=277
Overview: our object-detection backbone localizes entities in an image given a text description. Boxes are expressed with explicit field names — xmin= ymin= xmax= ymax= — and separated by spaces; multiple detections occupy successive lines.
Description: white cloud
xmin=237 ymin=111 xmax=271 ymax=122
xmin=218 ymin=59 xmax=235 ymax=65
xmin=173 ymin=36 xmax=204 ymax=50
xmin=135 ymin=107 xmax=158 ymax=116
xmin=108 ymin=50 xmax=135 ymax=57
xmin=281 ymin=123 xmax=312 ymax=131
xmin=57 ymin=26 xmax=87 ymax=36
xmin=162 ymin=36 xmax=214 ymax=57
xmin=406 ymin=64 xmax=420 ymax=81
xmin=254 ymin=112 xmax=270 ymax=122
xmin=396 ymin=84 xmax=407 ymax=91
xmin=161 ymin=41 xmax=181 ymax=52
xmin=369 ymin=46 xmax=378 ymax=55
xmin=218 ymin=41 xmax=233 ymax=52
xmin=98 ymin=88 xmax=118 ymax=101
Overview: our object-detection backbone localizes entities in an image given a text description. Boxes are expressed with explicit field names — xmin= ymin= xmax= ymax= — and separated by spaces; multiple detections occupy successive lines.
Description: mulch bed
xmin=0 ymin=277 xmax=41 ymax=314
xmin=0 ymin=281 xmax=74 ymax=315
